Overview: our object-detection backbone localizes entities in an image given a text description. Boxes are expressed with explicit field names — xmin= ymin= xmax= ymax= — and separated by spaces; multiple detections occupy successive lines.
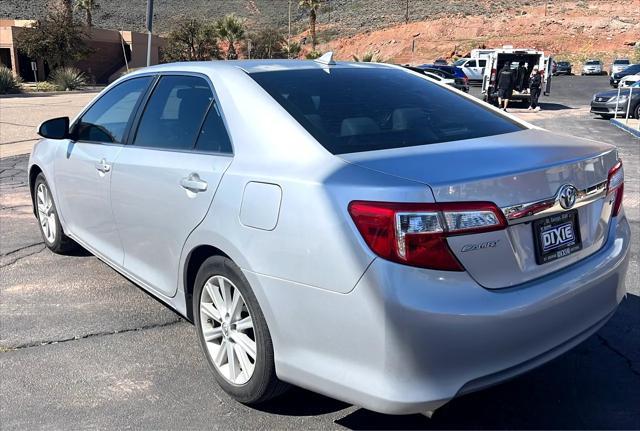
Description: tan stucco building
xmin=0 ymin=19 xmax=165 ymax=83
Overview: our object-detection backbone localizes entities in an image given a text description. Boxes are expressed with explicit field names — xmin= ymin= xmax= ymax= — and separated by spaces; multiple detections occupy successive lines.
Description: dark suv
xmin=610 ymin=63 xmax=640 ymax=88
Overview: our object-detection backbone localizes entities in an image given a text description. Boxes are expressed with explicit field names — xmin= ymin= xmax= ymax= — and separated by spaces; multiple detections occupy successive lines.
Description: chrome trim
xmin=501 ymin=181 xmax=607 ymax=225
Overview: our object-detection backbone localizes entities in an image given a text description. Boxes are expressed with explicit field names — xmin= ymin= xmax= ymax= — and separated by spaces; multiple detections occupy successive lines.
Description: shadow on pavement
xmin=259 ymin=295 xmax=639 ymax=429
xmin=538 ymin=102 xmax=576 ymax=111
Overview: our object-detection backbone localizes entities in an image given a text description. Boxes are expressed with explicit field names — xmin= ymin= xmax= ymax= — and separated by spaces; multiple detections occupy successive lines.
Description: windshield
xmin=585 ymin=61 xmax=600 ymax=65
xmin=453 ymin=59 xmax=466 ymax=66
xmin=614 ymin=60 xmax=630 ymax=65
xmin=558 ymin=62 xmax=569 ymax=66
xmin=250 ymin=67 xmax=523 ymax=155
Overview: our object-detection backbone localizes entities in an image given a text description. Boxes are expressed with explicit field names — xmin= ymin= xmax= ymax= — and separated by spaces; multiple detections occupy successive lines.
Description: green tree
xmin=216 ymin=14 xmax=245 ymax=60
xmin=75 ymin=0 xmax=99 ymax=27
xmin=14 ymin=8 xmax=90 ymax=69
xmin=247 ymin=27 xmax=285 ymax=59
xmin=161 ymin=19 xmax=220 ymax=62
xmin=299 ymin=0 xmax=322 ymax=51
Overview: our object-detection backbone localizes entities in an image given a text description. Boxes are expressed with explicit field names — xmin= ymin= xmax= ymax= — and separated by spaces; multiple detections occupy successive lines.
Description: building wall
xmin=0 ymin=20 xmax=165 ymax=83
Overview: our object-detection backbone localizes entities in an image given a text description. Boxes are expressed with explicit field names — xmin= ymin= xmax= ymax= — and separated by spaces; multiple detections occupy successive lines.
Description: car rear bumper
xmin=247 ymin=215 xmax=630 ymax=415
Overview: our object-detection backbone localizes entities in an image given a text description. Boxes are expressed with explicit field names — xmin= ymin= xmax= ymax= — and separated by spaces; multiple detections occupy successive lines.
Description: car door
xmin=477 ymin=59 xmax=487 ymax=80
xmin=464 ymin=59 xmax=478 ymax=80
xmin=110 ymin=74 xmax=233 ymax=297
xmin=54 ymin=76 xmax=153 ymax=264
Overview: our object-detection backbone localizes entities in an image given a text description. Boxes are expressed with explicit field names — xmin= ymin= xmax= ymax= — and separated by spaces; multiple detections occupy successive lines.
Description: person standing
xmin=497 ymin=63 xmax=514 ymax=111
xmin=528 ymin=66 xmax=542 ymax=111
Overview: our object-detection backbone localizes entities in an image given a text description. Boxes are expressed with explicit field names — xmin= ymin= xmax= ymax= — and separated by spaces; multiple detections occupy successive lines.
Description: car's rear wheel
xmin=34 ymin=173 xmax=77 ymax=254
xmin=193 ymin=256 xmax=288 ymax=404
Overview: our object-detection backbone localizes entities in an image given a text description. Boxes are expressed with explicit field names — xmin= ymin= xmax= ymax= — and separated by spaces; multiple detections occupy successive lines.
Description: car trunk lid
xmin=339 ymin=129 xmax=619 ymax=288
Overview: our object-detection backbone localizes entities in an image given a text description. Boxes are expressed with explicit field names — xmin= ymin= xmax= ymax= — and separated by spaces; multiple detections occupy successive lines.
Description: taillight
xmin=607 ymin=161 xmax=624 ymax=217
xmin=348 ymin=201 xmax=507 ymax=271
xmin=490 ymin=68 xmax=496 ymax=84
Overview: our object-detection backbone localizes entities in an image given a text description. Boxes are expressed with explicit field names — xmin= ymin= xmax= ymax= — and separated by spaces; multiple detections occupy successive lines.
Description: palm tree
xmin=75 ymin=0 xmax=99 ymax=27
xmin=299 ymin=0 xmax=322 ymax=51
xmin=215 ymin=14 xmax=245 ymax=60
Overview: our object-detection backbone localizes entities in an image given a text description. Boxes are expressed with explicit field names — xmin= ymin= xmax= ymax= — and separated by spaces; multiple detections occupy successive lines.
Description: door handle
xmin=180 ymin=173 xmax=208 ymax=192
xmin=95 ymin=159 xmax=111 ymax=173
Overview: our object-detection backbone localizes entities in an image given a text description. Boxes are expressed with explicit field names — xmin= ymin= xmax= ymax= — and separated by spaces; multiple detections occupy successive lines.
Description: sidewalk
xmin=0 ymin=91 xmax=98 ymax=158
xmin=610 ymin=118 xmax=640 ymax=138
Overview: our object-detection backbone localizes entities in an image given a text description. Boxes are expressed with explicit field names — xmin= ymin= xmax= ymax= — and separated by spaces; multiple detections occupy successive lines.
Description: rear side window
xmin=133 ymin=75 xmax=213 ymax=150
xmin=478 ymin=59 xmax=487 ymax=67
xmin=195 ymin=102 xmax=233 ymax=154
xmin=75 ymin=76 xmax=152 ymax=143
xmin=250 ymin=68 xmax=523 ymax=154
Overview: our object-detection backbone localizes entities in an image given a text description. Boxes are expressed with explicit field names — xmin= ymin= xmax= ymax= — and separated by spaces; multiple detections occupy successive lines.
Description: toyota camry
xmin=29 ymin=55 xmax=630 ymax=415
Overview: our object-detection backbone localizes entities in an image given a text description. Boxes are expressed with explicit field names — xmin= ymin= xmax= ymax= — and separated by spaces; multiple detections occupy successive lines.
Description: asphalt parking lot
xmin=1 ymin=75 xmax=639 ymax=430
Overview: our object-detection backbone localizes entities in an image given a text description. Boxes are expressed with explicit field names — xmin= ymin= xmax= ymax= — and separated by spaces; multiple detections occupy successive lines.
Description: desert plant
xmin=281 ymin=40 xmax=302 ymax=59
xmin=75 ymin=0 xmax=99 ymax=27
xmin=50 ymin=67 xmax=87 ymax=90
xmin=216 ymin=14 xmax=245 ymax=60
xmin=305 ymin=50 xmax=323 ymax=60
xmin=161 ymin=19 xmax=220 ymax=62
xmin=246 ymin=27 xmax=285 ymax=59
xmin=299 ymin=0 xmax=323 ymax=51
xmin=0 ymin=66 xmax=22 ymax=94
xmin=352 ymin=52 xmax=375 ymax=62
xmin=14 ymin=7 xmax=90 ymax=69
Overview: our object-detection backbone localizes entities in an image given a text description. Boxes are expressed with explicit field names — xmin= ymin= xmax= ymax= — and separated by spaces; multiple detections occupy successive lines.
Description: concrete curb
xmin=0 ymin=88 xmax=103 ymax=99
xmin=610 ymin=119 xmax=640 ymax=138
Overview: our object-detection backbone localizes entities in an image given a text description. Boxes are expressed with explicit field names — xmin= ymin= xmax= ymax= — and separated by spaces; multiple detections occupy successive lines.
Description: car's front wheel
xmin=193 ymin=256 xmax=288 ymax=404
xmin=33 ymin=173 xmax=77 ymax=254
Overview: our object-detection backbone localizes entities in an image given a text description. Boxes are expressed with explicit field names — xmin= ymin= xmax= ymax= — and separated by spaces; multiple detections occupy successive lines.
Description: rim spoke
xmin=202 ymin=326 xmax=223 ymax=342
xmin=229 ymin=291 xmax=243 ymax=321
xmin=234 ymin=343 xmax=254 ymax=380
xmin=213 ymin=339 xmax=227 ymax=366
xmin=226 ymin=340 xmax=237 ymax=380
xmin=206 ymin=282 xmax=225 ymax=315
xmin=234 ymin=316 xmax=253 ymax=332
xmin=201 ymin=302 xmax=221 ymax=323
xmin=218 ymin=276 xmax=232 ymax=313
xmin=231 ymin=332 xmax=256 ymax=359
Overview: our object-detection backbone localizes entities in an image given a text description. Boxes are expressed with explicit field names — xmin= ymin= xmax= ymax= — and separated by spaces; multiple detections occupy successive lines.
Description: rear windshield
xmin=250 ymin=67 xmax=523 ymax=154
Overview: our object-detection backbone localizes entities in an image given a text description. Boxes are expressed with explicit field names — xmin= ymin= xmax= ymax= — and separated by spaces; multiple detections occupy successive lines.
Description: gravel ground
xmin=0 ymin=75 xmax=638 ymax=430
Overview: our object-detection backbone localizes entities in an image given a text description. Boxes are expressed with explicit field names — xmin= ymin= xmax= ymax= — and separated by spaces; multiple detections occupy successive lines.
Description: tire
xmin=33 ymin=173 xmax=78 ymax=254
xmin=634 ymin=104 xmax=640 ymax=120
xmin=193 ymin=255 xmax=288 ymax=404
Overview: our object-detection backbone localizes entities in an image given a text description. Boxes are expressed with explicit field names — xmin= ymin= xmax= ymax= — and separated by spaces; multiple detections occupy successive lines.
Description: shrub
xmin=162 ymin=19 xmax=220 ymax=62
xmin=0 ymin=66 xmax=22 ymax=94
xmin=281 ymin=40 xmax=302 ymax=58
xmin=50 ymin=67 xmax=87 ymax=91
xmin=305 ymin=50 xmax=323 ymax=60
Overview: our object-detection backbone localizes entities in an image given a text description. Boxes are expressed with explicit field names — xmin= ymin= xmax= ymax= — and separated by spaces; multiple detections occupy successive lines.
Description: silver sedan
xmin=29 ymin=56 xmax=630 ymax=415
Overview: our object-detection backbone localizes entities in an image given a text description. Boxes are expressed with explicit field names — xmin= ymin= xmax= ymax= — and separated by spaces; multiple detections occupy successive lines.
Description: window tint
xmin=195 ymin=102 xmax=233 ymax=154
xmin=250 ymin=68 xmax=523 ymax=154
xmin=467 ymin=60 xmax=477 ymax=67
xmin=133 ymin=75 xmax=213 ymax=150
xmin=478 ymin=59 xmax=487 ymax=67
xmin=76 ymin=77 xmax=152 ymax=143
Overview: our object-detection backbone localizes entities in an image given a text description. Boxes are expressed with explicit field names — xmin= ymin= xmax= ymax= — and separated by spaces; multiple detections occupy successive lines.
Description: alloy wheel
xmin=36 ymin=183 xmax=56 ymax=244
xmin=199 ymin=275 xmax=256 ymax=385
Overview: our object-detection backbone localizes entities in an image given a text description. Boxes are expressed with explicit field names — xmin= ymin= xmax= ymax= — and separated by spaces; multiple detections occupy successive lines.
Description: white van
xmin=481 ymin=48 xmax=552 ymax=104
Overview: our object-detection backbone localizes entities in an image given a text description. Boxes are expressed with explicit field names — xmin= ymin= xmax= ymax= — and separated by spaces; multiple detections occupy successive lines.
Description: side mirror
xmin=38 ymin=117 xmax=70 ymax=140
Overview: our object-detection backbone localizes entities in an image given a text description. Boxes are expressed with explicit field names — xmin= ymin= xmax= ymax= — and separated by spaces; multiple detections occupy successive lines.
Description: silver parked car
xmin=29 ymin=58 xmax=630 ymax=415
xmin=582 ymin=59 xmax=604 ymax=75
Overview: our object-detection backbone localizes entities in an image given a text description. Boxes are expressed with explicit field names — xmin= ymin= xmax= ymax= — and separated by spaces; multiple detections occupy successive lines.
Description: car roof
xmin=132 ymin=59 xmax=396 ymax=75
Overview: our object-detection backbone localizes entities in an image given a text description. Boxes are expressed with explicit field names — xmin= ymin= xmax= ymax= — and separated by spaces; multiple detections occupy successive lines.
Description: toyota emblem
xmin=558 ymin=184 xmax=578 ymax=209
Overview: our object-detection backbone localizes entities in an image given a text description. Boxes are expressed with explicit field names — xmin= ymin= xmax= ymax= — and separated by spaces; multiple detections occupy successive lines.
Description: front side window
xmin=133 ymin=75 xmax=213 ymax=151
xmin=250 ymin=68 xmax=523 ymax=154
xmin=75 ymin=77 xmax=152 ymax=143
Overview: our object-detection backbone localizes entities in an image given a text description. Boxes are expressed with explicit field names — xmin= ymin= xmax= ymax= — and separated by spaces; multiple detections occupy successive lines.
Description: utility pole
xmin=288 ymin=0 xmax=292 ymax=59
xmin=405 ymin=0 xmax=409 ymax=24
xmin=146 ymin=0 xmax=154 ymax=66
